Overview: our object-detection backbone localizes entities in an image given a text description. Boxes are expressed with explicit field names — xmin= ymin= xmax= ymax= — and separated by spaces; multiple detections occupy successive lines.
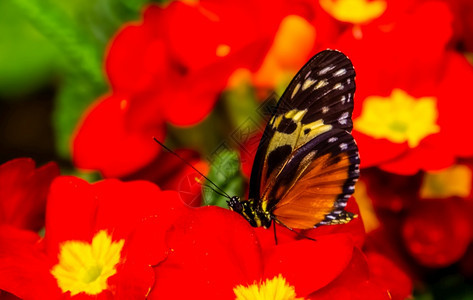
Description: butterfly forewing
xmin=248 ymin=49 xmax=359 ymax=229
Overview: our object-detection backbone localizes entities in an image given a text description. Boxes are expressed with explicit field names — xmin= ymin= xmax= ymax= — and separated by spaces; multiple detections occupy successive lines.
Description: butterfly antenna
xmin=153 ymin=137 xmax=232 ymax=199
xmin=202 ymin=184 xmax=229 ymax=198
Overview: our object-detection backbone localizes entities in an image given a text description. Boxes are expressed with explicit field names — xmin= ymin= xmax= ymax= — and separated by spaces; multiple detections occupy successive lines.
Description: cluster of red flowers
xmin=0 ymin=159 xmax=410 ymax=299
xmin=242 ymin=0 xmax=473 ymax=293
xmin=2 ymin=0 xmax=473 ymax=298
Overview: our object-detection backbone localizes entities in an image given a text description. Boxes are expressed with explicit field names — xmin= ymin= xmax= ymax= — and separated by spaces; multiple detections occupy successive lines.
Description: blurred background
xmin=1 ymin=0 xmax=473 ymax=298
xmin=0 ymin=0 xmax=149 ymax=166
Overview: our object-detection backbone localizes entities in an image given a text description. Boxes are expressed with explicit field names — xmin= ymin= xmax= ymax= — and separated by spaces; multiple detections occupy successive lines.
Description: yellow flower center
xmin=420 ymin=165 xmax=472 ymax=199
xmin=233 ymin=274 xmax=305 ymax=300
xmin=50 ymin=230 xmax=125 ymax=296
xmin=319 ymin=0 xmax=387 ymax=24
xmin=354 ymin=89 xmax=440 ymax=148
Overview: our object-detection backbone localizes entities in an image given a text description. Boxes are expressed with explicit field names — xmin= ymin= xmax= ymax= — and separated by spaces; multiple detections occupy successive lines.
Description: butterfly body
xmin=228 ymin=49 xmax=360 ymax=230
xmin=228 ymin=197 xmax=272 ymax=228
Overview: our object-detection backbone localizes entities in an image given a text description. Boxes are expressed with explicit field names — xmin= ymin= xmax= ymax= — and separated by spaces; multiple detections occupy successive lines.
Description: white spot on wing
xmin=341 ymin=95 xmax=346 ymax=104
xmin=305 ymin=71 xmax=312 ymax=79
xmin=318 ymin=65 xmax=335 ymax=76
xmin=328 ymin=137 xmax=338 ymax=143
xmin=338 ymin=112 xmax=349 ymax=125
xmin=334 ymin=69 xmax=347 ymax=77
xmin=322 ymin=106 xmax=329 ymax=114
xmin=340 ymin=143 xmax=348 ymax=150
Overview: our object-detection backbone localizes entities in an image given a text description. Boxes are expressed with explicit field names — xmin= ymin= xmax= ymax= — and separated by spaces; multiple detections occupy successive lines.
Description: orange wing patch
xmin=271 ymin=152 xmax=351 ymax=229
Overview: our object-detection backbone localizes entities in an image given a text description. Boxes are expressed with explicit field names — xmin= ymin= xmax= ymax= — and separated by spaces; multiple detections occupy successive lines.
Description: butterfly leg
xmin=272 ymin=217 xmax=317 ymax=242
xmin=273 ymin=221 xmax=278 ymax=245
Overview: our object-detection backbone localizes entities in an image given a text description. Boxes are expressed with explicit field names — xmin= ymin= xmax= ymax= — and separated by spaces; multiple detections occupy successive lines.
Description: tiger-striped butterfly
xmin=227 ymin=49 xmax=360 ymax=230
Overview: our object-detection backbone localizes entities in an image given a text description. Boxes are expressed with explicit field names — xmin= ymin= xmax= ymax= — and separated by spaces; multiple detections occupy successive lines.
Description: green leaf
xmin=11 ymin=0 xmax=106 ymax=86
xmin=203 ymin=149 xmax=243 ymax=208
xmin=0 ymin=2 xmax=60 ymax=98
xmin=221 ymin=80 xmax=261 ymax=132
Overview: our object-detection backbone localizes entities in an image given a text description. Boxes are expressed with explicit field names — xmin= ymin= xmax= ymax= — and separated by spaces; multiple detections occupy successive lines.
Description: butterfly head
xmin=227 ymin=196 xmax=243 ymax=213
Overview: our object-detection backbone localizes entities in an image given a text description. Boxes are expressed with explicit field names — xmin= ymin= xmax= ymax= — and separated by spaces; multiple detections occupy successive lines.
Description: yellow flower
xmin=320 ymin=0 xmax=387 ymax=24
xmin=420 ymin=165 xmax=472 ymax=199
xmin=50 ymin=230 xmax=124 ymax=296
xmin=234 ymin=274 xmax=305 ymax=300
xmin=354 ymin=89 xmax=440 ymax=148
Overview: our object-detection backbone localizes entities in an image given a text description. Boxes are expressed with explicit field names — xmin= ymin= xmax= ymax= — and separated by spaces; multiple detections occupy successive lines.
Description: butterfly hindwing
xmin=268 ymin=129 xmax=360 ymax=229
xmin=249 ymin=50 xmax=357 ymax=223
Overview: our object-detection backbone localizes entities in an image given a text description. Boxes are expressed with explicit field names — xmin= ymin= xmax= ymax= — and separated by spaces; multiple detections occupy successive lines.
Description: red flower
xmin=332 ymin=1 xmax=473 ymax=174
xmin=402 ymin=198 xmax=473 ymax=268
xmin=73 ymin=0 xmax=296 ymax=178
xmin=150 ymin=198 xmax=412 ymax=299
xmin=360 ymin=165 xmax=473 ymax=271
xmin=0 ymin=176 xmax=189 ymax=299
xmin=0 ymin=158 xmax=59 ymax=231
xmin=73 ymin=94 xmax=165 ymax=179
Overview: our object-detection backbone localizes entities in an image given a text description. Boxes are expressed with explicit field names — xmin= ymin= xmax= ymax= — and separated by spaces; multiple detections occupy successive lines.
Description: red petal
xmin=352 ymin=131 xmax=408 ymax=169
xmin=0 ymin=225 xmax=61 ymax=299
xmin=72 ymin=95 xmax=165 ymax=178
xmin=310 ymin=248 xmax=393 ymax=299
xmin=263 ymin=233 xmax=354 ymax=296
xmin=44 ymin=176 xmax=98 ymax=259
xmin=106 ymin=23 xmax=168 ymax=94
xmin=379 ymin=135 xmax=455 ymax=175
xmin=365 ymin=252 xmax=413 ymax=300
xmin=0 ymin=158 xmax=59 ymax=231
xmin=109 ymin=261 xmax=155 ymax=300
xmin=436 ymin=52 xmax=473 ymax=158
xmin=150 ymin=206 xmax=263 ymax=299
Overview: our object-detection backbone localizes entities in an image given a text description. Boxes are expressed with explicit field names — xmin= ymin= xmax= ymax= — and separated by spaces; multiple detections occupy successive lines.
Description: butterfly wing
xmin=248 ymin=49 xmax=358 ymax=229
xmin=268 ymin=130 xmax=359 ymax=229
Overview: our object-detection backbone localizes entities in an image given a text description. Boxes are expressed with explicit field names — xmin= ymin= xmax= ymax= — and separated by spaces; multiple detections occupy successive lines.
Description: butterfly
xmin=227 ymin=49 xmax=360 ymax=230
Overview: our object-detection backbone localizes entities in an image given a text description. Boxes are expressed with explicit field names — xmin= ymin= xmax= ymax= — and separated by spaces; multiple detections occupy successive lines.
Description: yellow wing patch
xmin=267 ymin=109 xmax=332 ymax=156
